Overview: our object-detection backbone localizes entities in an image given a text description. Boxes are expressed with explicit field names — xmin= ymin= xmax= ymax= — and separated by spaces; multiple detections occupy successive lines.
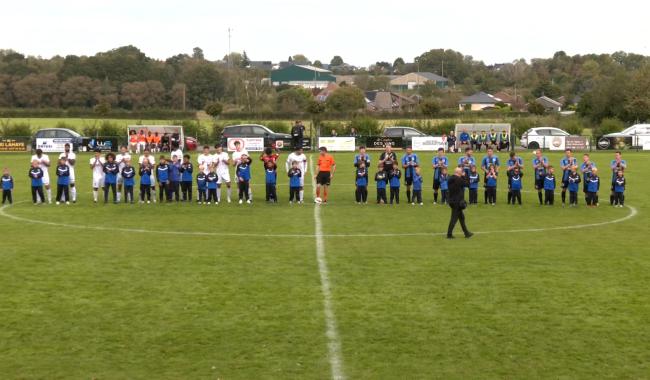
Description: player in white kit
xmin=197 ymin=145 xmax=213 ymax=174
xmin=89 ymin=149 xmax=105 ymax=203
xmin=58 ymin=143 xmax=77 ymax=203
xmin=115 ymin=145 xmax=131 ymax=202
xmin=139 ymin=149 xmax=157 ymax=202
xmin=213 ymin=145 xmax=232 ymax=203
xmin=285 ymin=147 xmax=308 ymax=202
xmin=31 ymin=149 xmax=52 ymax=203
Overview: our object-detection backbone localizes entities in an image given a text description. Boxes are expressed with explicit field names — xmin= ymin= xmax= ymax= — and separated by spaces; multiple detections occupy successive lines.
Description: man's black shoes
xmin=465 ymin=232 xmax=474 ymax=239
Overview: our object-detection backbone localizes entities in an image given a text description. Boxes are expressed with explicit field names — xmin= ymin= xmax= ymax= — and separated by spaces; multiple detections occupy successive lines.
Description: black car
xmin=383 ymin=126 xmax=427 ymax=147
xmin=31 ymin=128 xmax=84 ymax=151
xmin=220 ymin=124 xmax=291 ymax=148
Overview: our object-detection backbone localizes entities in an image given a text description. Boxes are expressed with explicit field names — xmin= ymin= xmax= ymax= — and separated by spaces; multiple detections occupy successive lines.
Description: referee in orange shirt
xmin=315 ymin=147 xmax=336 ymax=203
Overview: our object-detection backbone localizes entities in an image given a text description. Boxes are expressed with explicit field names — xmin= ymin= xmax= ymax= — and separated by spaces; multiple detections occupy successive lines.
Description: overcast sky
xmin=3 ymin=0 xmax=649 ymax=66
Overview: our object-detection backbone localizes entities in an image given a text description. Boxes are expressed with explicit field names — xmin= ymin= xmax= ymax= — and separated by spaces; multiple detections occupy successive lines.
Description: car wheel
xmin=528 ymin=141 xmax=539 ymax=150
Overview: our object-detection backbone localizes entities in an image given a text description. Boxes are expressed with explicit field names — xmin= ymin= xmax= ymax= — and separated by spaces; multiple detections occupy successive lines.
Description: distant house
xmin=390 ymin=72 xmax=449 ymax=91
xmin=536 ymin=96 xmax=563 ymax=112
xmin=249 ymin=61 xmax=273 ymax=71
xmin=270 ymin=65 xmax=336 ymax=89
xmin=458 ymin=92 xmax=500 ymax=111
xmin=334 ymin=75 xmax=356 ymax=86
xmin=365 ymin=91 xmax=417 ymax=112
xmin=315 ymin=82 xmax=339 ymax=102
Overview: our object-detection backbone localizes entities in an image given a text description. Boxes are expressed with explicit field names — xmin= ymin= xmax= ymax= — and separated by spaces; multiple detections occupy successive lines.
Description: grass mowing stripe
xmin=310 ymin=156 xmax=346 ymax=380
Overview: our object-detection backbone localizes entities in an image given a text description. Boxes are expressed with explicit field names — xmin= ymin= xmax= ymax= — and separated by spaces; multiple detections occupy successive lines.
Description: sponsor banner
xmin=366 ymin=136 xmax=403 ymax=149
xmin=81 ymin=137 xmax=118 ymax=152
xmin=597 ymin=136 xmax=633 ymax=150
xmin=0 ymin=138 xmax=28 ymax=152
xmin=549 ymin=136 xmax=566 ymax=151
xmin=644 ymin=141 xmax=650 ymax=151
xmin=35 ymin=137 xmax=73 ymax=152
xmin=227 ymin=137 xmax=264 ymax=152
xmin=565 ymin=136 xmax=589 ymax=151
xmin=411 ymin=136 xmax=446 ymax=151
xmin=318 ymin=137 xmax=356 ymax=152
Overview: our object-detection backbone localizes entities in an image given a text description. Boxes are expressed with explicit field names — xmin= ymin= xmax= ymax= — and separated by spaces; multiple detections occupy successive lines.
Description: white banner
xmin=35 ymin=138 xmax=73 ymax=153
xmin=643 ymin=140 xmax=650 ymax=151
xmin=318 ymin=137 xmax=356 ymax=151
xmin=227 ymin=137 xmax=264 ymax=152
xmin=549 ymin=136 xmax=566 ymax=151
xmin=411 ymin=136 xmax=446 ymax=151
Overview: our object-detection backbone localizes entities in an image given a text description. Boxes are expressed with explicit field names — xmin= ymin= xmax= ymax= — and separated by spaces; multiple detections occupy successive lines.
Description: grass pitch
xmin=0 ymin=150 xmax=648 ymax=379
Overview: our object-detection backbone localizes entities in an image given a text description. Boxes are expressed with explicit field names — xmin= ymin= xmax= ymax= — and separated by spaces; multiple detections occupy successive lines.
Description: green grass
xmin=0 ymin=151 xmax=648 ymax=379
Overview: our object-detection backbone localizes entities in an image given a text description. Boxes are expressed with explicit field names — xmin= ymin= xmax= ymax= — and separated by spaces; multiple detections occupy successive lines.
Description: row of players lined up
xmin=0 ymin=143 xmax=627 ymax=207
xmin=351 ymin=145 xmax=628 ymax=207
xmin=3 ymin=141 xmax=311 ymax=205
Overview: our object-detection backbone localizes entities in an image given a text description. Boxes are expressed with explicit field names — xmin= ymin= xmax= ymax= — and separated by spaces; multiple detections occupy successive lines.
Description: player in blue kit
xmin=613 ymin=170 xmax=626 ymax=207
xmin=506 ymin=151 xmax=523 ymax=204
xmin=457 ymin=147 xmax=475 ymax=178
xmin=567 ymin=166 xmax=581 ymax=207
xmin=375 ymin=163 xmax=388 ymax=204
xmin=432 ymin=148 xmax=448 ymax=204
xmin=28 ymin=160 xmax=44 ymax=205
xmin=121 ymin=158 xmax=136 ymax=204
xmin=389 ymin=163 xmax=401 ymax=204
xmin=560 ymin=149 xmax=577 ymax=206
xmin=401 ymin=147 xmax=418 ymax=203
xmin=206 ymin=165 xmax=218 ymax=204
xmin=510 ymin=167 xmax=523 ymax=205
xmin=1 ymin=168 xmax=13 ymax=204
xmin=610 ymin=151 xmax=627 ymax=206
xmin=236 ymin=154 xmax=252 ymax=204
xmin=288 ymin=161 xmax=303 ymax=204
xmin=580 ymin=154 xmax=597 ymax=204
xmin=196 ymin=167 xmax=207 ymax=204
xmin=139 ymin=162 xmax=153 ymax=203
xmin=485 ymin=165 xmax=498 ymax=205
xmin=412 ymin=167 xmax=424 ymax=206
xmin=354 ymin=161 xmax=368 ymax=204
xmin=103 ymin=153 xmax=119 ymax=204
xmin=265 ymin=160 xmax=278 ymax=203
xmin=179 ymin=154 xmax=194 ymax=202
xmin=481 ymin=148 xmax=500 ymax=204
xmin=468 ymin=165 xmax=480 ymax=205
xmin=533 ymin=150 xmax=549 ymax=205
xmin=586 ymin=167 xmax=600 ymax=207
xmin=438 ymin=168 xmax=449 ymax=205
xmin=55 ymin=158 xmax=70 ymax=205
xmin=543 ymin=166 xmax=556 ymax=205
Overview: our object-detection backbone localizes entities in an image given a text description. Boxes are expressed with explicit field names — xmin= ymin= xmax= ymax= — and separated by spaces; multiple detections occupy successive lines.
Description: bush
xmin=0 ymin=121 xmax=32 ymax=137
xmin=559 ymin=117 xmax=586 ymax=135
xmin=173 ymin=119 xmax=209 ymax=144
xmin=511 ymin=118 xmax=536 ymax=137
xmin=320 ymin=121 xmax=346 ymax=136
xmin=266 ymin=121 xmax=291 ymax=134
xmin=419 ymin=100 xmax=441 ymax=117
xmin=596 ymin=117 xmax=625 ymax=136
xmin=350 ymin=116 xmax=380 ymax=136
xmin=527 ymin=101 xmax=546 ymax=115
xmin=83 ymin=120 xmax=124 ymax=137
xmin=205 ymin=102 xmax=223 ymax=118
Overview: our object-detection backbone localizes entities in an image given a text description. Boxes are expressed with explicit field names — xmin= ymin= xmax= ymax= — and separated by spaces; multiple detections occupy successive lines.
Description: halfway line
xmin=310 ymin=156 xmax=346 ymax=380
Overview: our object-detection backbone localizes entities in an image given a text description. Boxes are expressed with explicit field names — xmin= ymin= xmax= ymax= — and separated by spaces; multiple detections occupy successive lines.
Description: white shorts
xmin=42 ymin=172 xmax=50 ymax=186
xmin=117 ymin=174 xmax=123 ymax=185
xmin=217 ymin=170 xmax=231 ymax=184
xmin=92 ymin=175 xmax=105 ymax=189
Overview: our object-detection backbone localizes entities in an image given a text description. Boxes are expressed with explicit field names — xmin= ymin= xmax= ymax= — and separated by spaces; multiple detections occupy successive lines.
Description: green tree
xmin=596 ymin=117 xmax=625 ymax=135
xmin=276 ymin=87 xmax=311 ymax=113
xmin=292 ymin=54 xmax=310 ymax=65
xmin=312 ymin=60 xmax=323 ymax=68
xmin=330 ymin=56 xmax=344 ymax=66
xmin=419 ymin=100 xmax=441 ymax=117
xmin=204 ymin=101 xmax=223 ymax=118
xmin=623 ymin=66 xmax=650 ymax=122
xmin=181 ymin=63 xmax=225 ymax=109
xmin=13 ymin=73 xmax=60 ymax=107
xmin=240 ymin=51 xmax=251 ymax=68
xmin=527 ymin=101 xmax=546 ymax=115
xmin=325 ymin=86 xmax=365 ymax=113
xmin=192 ymin=47 xmax=204 ymax=60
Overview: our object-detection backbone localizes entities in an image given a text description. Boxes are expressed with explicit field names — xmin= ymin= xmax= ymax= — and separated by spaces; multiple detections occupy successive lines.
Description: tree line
xmin=0 ymin=46 xmax=648 ymax=124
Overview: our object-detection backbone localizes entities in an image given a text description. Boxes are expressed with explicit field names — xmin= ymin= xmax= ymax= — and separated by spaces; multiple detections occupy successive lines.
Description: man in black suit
xmin=447 ymin=167 xmax=473 ymax=239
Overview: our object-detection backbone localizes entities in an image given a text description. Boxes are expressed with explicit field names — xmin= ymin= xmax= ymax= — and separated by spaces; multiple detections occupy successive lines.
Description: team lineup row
xmin=0 ymin=143 xmax=629 ymax=208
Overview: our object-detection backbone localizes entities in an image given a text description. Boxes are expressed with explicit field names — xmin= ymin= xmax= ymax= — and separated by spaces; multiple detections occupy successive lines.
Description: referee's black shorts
xmin=316 ymin=171 xmax=331 ymax=186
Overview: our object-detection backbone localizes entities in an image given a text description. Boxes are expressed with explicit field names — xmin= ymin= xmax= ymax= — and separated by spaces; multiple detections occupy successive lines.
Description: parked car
xmin=31 ymin=128 xmax=84 ymax=151
xmin=220 ymin=124 xmax=291 ymax=148
xmin=600 ymin=124 xmax=650 ymax=149
xmin=520 ymin=127 xmax=570 ymax=149
xmin=184 ymin=136 xmax=198 ymax=151
xmin=382 ymin=126 xmax=428 ymax=146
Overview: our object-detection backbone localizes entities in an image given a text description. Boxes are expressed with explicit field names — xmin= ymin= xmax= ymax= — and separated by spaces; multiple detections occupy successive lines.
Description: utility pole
xmin=227 ymin=27 xmax=232 ymax=69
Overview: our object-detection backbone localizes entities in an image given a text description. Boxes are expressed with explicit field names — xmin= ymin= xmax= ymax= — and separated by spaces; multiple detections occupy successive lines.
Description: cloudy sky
xmin=3 ymin=0 xmax=649 ymax=66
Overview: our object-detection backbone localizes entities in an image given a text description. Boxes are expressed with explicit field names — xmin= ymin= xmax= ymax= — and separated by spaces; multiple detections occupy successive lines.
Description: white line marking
xmin=0 ymin=202 xmax=638 ymax=239
xmin=310 ymin=157 xmax=345 ymax=380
